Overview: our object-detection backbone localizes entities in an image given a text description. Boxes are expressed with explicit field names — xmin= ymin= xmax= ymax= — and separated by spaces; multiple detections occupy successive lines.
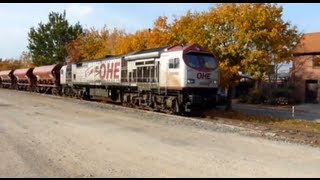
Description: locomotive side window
xmin=169 ymin=58 xmax=179 ymax=69
xmin=76 ymin=63 xmax=82 ymax=67
xmin=61 ymin=69 xmax=63 ymax=75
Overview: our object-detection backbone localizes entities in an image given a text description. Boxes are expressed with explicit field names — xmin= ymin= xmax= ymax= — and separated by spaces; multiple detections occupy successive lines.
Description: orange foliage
xmin=0 ymin=51 xmax=34 ymax=71
xmin=63 ymin=3 xmax=300 ymax=91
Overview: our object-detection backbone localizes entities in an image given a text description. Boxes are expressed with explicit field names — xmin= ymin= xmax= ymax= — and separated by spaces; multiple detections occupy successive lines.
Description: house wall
xmin=291 ymin=55 xmax=320 ymax=103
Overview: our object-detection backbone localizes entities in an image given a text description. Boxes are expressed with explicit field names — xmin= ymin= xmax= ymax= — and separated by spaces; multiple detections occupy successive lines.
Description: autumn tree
xmin=19 ymin=51 xmax=34 ymax=68
xmin=147 ymin=16 xmax=172 ymax=48
xmin=108 ymin=28 xmax=127 ymax=55
xmin=170 ymin=11 xmax=208 ymax=46
xmin=66 ymin=26 xmax=109 ymax=62
xmin=113 ymin=30 xmax=149 ymax=55
xmin=64 ymin=37 xmax=83 ymax=63
xmin=201 ymin=3 xmax=301 ymax=110
xmin=65 ymin=27 xmax=127 ymax=62
xmin=28 ymin=10 xmax=83 ymax=66
xmin=0 ymin=59 xmax=22 ymax=71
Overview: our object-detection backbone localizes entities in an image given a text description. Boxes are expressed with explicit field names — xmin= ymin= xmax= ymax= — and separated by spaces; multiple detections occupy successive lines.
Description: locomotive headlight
xmin=213 ymin=80 xmax=217 ymax=84
xmin=187 ymin=79 xmax=195 ymax=84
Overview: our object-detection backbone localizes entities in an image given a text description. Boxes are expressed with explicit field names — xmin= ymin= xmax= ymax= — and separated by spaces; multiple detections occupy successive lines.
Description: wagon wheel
xmin=52 ymin=88 xmax=59 ymax=96
xmin=30 ymin=86 xmax=36 ymax=92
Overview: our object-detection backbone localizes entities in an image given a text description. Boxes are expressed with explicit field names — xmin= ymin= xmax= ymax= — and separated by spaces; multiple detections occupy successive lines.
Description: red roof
xmin=293 ymin=32 xmax=320 ymax=54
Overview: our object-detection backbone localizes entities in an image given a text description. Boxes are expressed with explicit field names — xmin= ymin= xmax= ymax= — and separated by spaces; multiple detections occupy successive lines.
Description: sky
xmin=0 ymin=3 xmax=320 ymax=60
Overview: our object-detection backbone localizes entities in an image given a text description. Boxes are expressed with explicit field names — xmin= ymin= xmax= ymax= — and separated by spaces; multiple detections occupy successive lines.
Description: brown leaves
xmin=0 ymin=51 xmax=34 ymax=71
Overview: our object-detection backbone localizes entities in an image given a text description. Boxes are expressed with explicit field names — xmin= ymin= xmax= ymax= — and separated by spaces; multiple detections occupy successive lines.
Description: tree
xmin=27 ymin=10 xmax=83 ymax=66
xmin=147 ymin=16 xmax=172 ymax=48
xmin=65 ymin=26 xmax=110 ymax=62
xmin=170 ymin=11 xmax=207 ymax=46
xmin=65 ymin=27 xmax=127 ymax=62
xmin=202 ymin=3 xmax=301 ymax=110
xmin=0 ymin=58 xmax=22 ymax=71
xmin=113 ymin=30 xmax=148 ymax=55
xmin=19 ymin=51 xmax=34 ymax=68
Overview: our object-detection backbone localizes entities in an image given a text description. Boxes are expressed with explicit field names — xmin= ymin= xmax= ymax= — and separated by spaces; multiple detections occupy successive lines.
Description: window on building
xmin=169 ymin=58 xmax=179 ymax=69
xmin=313 ymin=55 xmax=320 ymax=67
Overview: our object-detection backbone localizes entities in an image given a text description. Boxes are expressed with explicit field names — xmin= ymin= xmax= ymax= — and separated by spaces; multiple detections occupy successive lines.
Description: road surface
xmin=0 ymin=88 xmax=319 ymax=178
xmin=232 ymin=101 xmax=320 ymax=121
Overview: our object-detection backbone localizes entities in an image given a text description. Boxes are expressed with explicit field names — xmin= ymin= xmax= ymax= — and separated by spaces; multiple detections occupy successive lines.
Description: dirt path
xmin=0 ymin=88 xmax=319 ymax=177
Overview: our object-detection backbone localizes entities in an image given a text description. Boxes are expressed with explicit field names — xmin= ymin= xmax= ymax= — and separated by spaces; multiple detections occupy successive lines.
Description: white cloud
xmin=66 ymin=3 xmax=93 ymax=18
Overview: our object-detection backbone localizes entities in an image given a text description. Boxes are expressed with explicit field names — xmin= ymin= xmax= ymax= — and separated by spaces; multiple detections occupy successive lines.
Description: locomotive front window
xmin=203 ymin=56 xmax=216 ymax=69
xmin=184 ymin=53 xmax=217 ymax=71
xmin=186 ymin=55 xmax=201 ymax=69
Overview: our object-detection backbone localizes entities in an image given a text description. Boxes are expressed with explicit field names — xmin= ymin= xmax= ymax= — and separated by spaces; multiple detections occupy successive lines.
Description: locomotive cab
xmin=183 ymin=51 xmax=219 ymax=88
xmin=182 ymin=51 xmax=220 ymax=112
xmin=158 ymin=44 xmax=220 ymax=113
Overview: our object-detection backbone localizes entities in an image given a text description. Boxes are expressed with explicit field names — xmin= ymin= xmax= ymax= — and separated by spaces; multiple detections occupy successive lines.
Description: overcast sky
xmin=0 ymin=3 xmax=319 ymax=60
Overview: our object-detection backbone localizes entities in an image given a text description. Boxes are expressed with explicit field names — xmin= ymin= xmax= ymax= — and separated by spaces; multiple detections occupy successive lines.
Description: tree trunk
xmin=225 ymin=85 xmax=233 ymax=111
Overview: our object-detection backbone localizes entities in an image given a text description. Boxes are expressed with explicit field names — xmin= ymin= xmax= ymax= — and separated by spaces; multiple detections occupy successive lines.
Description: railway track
xmin=13 ymin=89 xmax=206 ymax=118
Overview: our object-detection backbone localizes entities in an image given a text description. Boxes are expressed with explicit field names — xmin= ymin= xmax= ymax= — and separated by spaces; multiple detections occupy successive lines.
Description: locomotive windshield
xmin=184 ymin=52 xmax=218 ymax=71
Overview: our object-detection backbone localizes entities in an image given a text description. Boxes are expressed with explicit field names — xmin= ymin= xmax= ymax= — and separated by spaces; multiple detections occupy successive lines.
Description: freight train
xmin=0 ymin=44 xmax=225 ymax=114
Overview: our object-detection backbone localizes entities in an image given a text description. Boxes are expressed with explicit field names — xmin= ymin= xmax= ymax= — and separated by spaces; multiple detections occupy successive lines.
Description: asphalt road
xmin=232 ymin=102 xmax=320 ymax=121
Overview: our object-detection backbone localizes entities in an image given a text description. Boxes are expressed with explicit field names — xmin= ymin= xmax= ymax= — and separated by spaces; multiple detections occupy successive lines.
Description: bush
xmin=247 ymin=88 xmax=265 ymax=104
xmin=238 ymin=95 xmax=249 ymax=103
xmin=238 ymin=83 xmax=296 ymax=105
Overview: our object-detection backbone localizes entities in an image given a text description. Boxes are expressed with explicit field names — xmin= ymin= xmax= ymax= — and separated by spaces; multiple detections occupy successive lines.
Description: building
xmin=290 ymin=32 xmax=320 ymax=103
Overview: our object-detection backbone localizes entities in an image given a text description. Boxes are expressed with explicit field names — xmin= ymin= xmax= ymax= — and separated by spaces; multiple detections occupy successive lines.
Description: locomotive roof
xmin=76 ymin=54 xmax=123 ymax=64
xmin=130 ymin=46 xmax=169 ymax=55
xmin=76 ymin=46 xmax=169 ymax=64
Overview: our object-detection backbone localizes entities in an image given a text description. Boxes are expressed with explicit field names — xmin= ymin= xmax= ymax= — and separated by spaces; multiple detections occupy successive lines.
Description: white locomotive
xmin=60 ymin=43 xmax=221 ymax=114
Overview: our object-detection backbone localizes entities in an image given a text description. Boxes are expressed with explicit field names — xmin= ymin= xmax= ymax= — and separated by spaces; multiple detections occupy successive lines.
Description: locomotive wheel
xmin=110 ymin=89 xmax=119 ymax=101
xmin=173 ymin=100 xmax=181 ymax=115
